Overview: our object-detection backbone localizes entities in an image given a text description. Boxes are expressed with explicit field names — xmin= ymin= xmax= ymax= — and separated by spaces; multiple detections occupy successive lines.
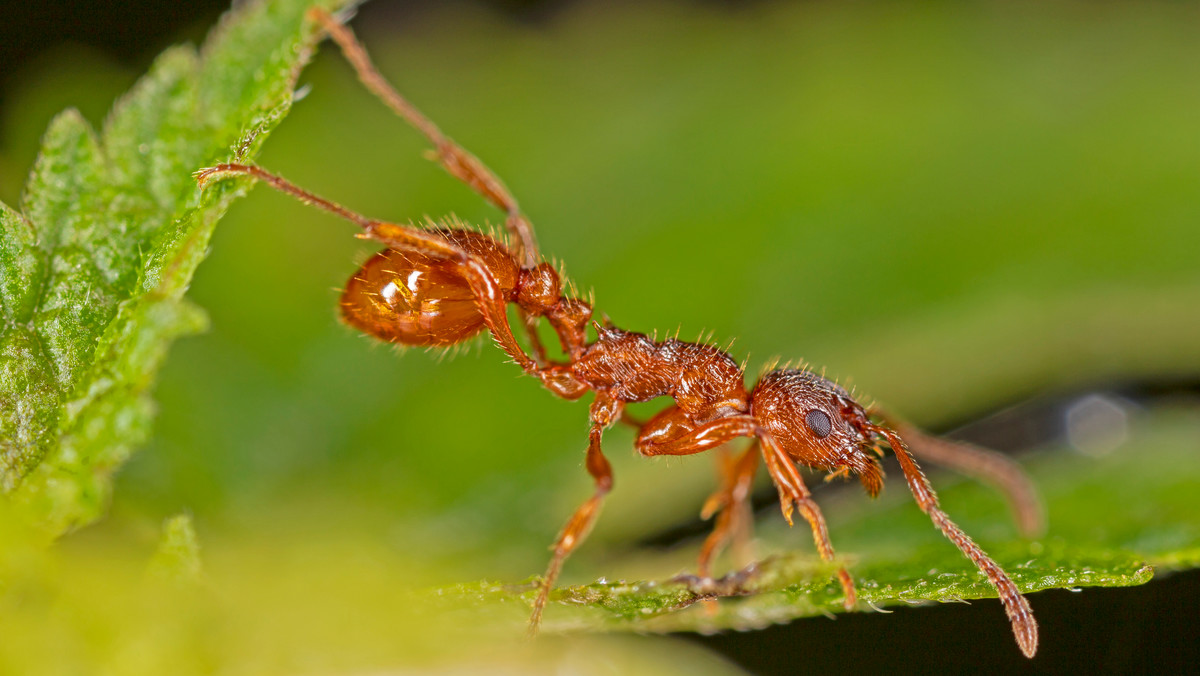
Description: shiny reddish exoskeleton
xmin=340 ymin=228 xmax=522 ymax=346
xmin=196 ymin=7 xmax=1043 ymax=658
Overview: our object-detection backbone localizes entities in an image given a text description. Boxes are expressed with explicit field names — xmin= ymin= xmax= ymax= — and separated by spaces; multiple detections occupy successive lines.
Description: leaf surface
xmin=0 ymin=0 xmax=355 ymax=536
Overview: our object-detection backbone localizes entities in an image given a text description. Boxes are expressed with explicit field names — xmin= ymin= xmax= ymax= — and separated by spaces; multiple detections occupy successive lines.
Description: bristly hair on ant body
xmin=195 ymin=6 xmax=1045 ymax=658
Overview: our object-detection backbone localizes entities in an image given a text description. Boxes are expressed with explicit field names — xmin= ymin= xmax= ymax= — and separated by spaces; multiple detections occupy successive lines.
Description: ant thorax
xmin=571 ymin=326 xmax=749 ymax=418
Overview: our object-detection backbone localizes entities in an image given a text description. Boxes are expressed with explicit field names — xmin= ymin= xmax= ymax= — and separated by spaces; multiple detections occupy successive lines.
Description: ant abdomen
xmin=340 ymin=228 xmax=519 ymax=346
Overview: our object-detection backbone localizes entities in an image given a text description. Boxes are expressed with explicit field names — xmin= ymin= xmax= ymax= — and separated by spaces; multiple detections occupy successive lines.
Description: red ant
xmin=197 ymin=7 xmax=1043 ymax=658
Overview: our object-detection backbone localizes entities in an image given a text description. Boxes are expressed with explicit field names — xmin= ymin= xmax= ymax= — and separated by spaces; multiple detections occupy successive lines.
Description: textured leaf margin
xmin=0 ymin=0 xmax=354 ymax=537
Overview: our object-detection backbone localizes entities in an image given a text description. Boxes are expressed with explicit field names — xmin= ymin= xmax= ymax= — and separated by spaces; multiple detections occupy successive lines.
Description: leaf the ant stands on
xmin=437 ymin=409 xmax=1196 ymax=634
xmin=0 ymin=0 xmax=357 ymax=538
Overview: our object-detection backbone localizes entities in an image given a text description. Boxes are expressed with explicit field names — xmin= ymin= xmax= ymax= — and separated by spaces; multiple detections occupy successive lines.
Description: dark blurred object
xmin=688 ymin=568 xmax=1200 ymax=675
xmin=0 ymin=1 xmax=224 ymax=105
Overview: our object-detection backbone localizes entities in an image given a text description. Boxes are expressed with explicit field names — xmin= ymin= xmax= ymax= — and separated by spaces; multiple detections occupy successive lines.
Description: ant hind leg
xmin=306 ymin=7 xmax=540 ymax=268
xmin=307 ymin=7 xmax=550 ymax=363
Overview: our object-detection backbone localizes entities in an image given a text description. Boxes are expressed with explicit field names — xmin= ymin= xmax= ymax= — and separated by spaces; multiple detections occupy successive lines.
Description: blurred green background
xmin=2 ymin=0 xmax=1199 ymax=673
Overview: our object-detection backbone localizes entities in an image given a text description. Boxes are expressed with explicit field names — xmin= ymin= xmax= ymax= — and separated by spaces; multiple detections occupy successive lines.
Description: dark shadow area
xmin=0 ymin=0 xmax=578 ymax=110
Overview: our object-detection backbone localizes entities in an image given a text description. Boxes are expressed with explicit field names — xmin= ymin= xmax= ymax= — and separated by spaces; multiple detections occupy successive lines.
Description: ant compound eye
xmin=805 ymin=409 xmax=833 ymax=438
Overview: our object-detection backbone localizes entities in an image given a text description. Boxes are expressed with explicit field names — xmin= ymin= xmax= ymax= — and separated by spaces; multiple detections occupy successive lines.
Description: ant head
xmin=751 ymin=369 xmax=884 ymax=496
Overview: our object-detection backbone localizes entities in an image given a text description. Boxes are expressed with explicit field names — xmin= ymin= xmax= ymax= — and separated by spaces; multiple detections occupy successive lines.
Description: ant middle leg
xmin=698 ymin=442 xmax=760 ymax=580
xmin=692 ymin=442 xmax=760 ymax=615
xmin=529 ymin=394 xmax=622 ymax=635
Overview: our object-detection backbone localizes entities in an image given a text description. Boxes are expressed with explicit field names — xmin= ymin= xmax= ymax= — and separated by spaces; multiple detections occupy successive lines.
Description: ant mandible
xmin=197 ymin=7 xmax=1042 ymax=658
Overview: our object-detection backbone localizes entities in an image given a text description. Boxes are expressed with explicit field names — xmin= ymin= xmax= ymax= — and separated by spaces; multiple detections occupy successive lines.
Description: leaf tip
xmin=148 ymin=513 xmax=203 ymax=582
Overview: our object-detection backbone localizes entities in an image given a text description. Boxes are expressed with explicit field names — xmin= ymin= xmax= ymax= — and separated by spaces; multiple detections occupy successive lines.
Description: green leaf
xmin=0 ymin=0 xmax=356 ymax=537
xmin=441 ymin=409 xmax=1197 ymax=634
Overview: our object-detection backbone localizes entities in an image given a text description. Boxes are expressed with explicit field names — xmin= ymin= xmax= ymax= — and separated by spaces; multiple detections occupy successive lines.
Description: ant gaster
xmin=196 ymin=7 xmax=1042 ymax=658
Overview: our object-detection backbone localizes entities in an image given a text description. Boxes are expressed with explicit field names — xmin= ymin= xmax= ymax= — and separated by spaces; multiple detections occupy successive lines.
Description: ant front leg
xmin=690 ymin=442 xmax=760 ymax=617
xmin=634 ymin=407 xmax=759 ymax=458
xmin=529 ymin=393 xmax=622 ymax=636
xmin=634 ymin=408 xmax=763 ymax=597
xmin=758 ymin=434 xmax=857 ymax=610
xmin=634 ymin=411 xmax=854 ymax=608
